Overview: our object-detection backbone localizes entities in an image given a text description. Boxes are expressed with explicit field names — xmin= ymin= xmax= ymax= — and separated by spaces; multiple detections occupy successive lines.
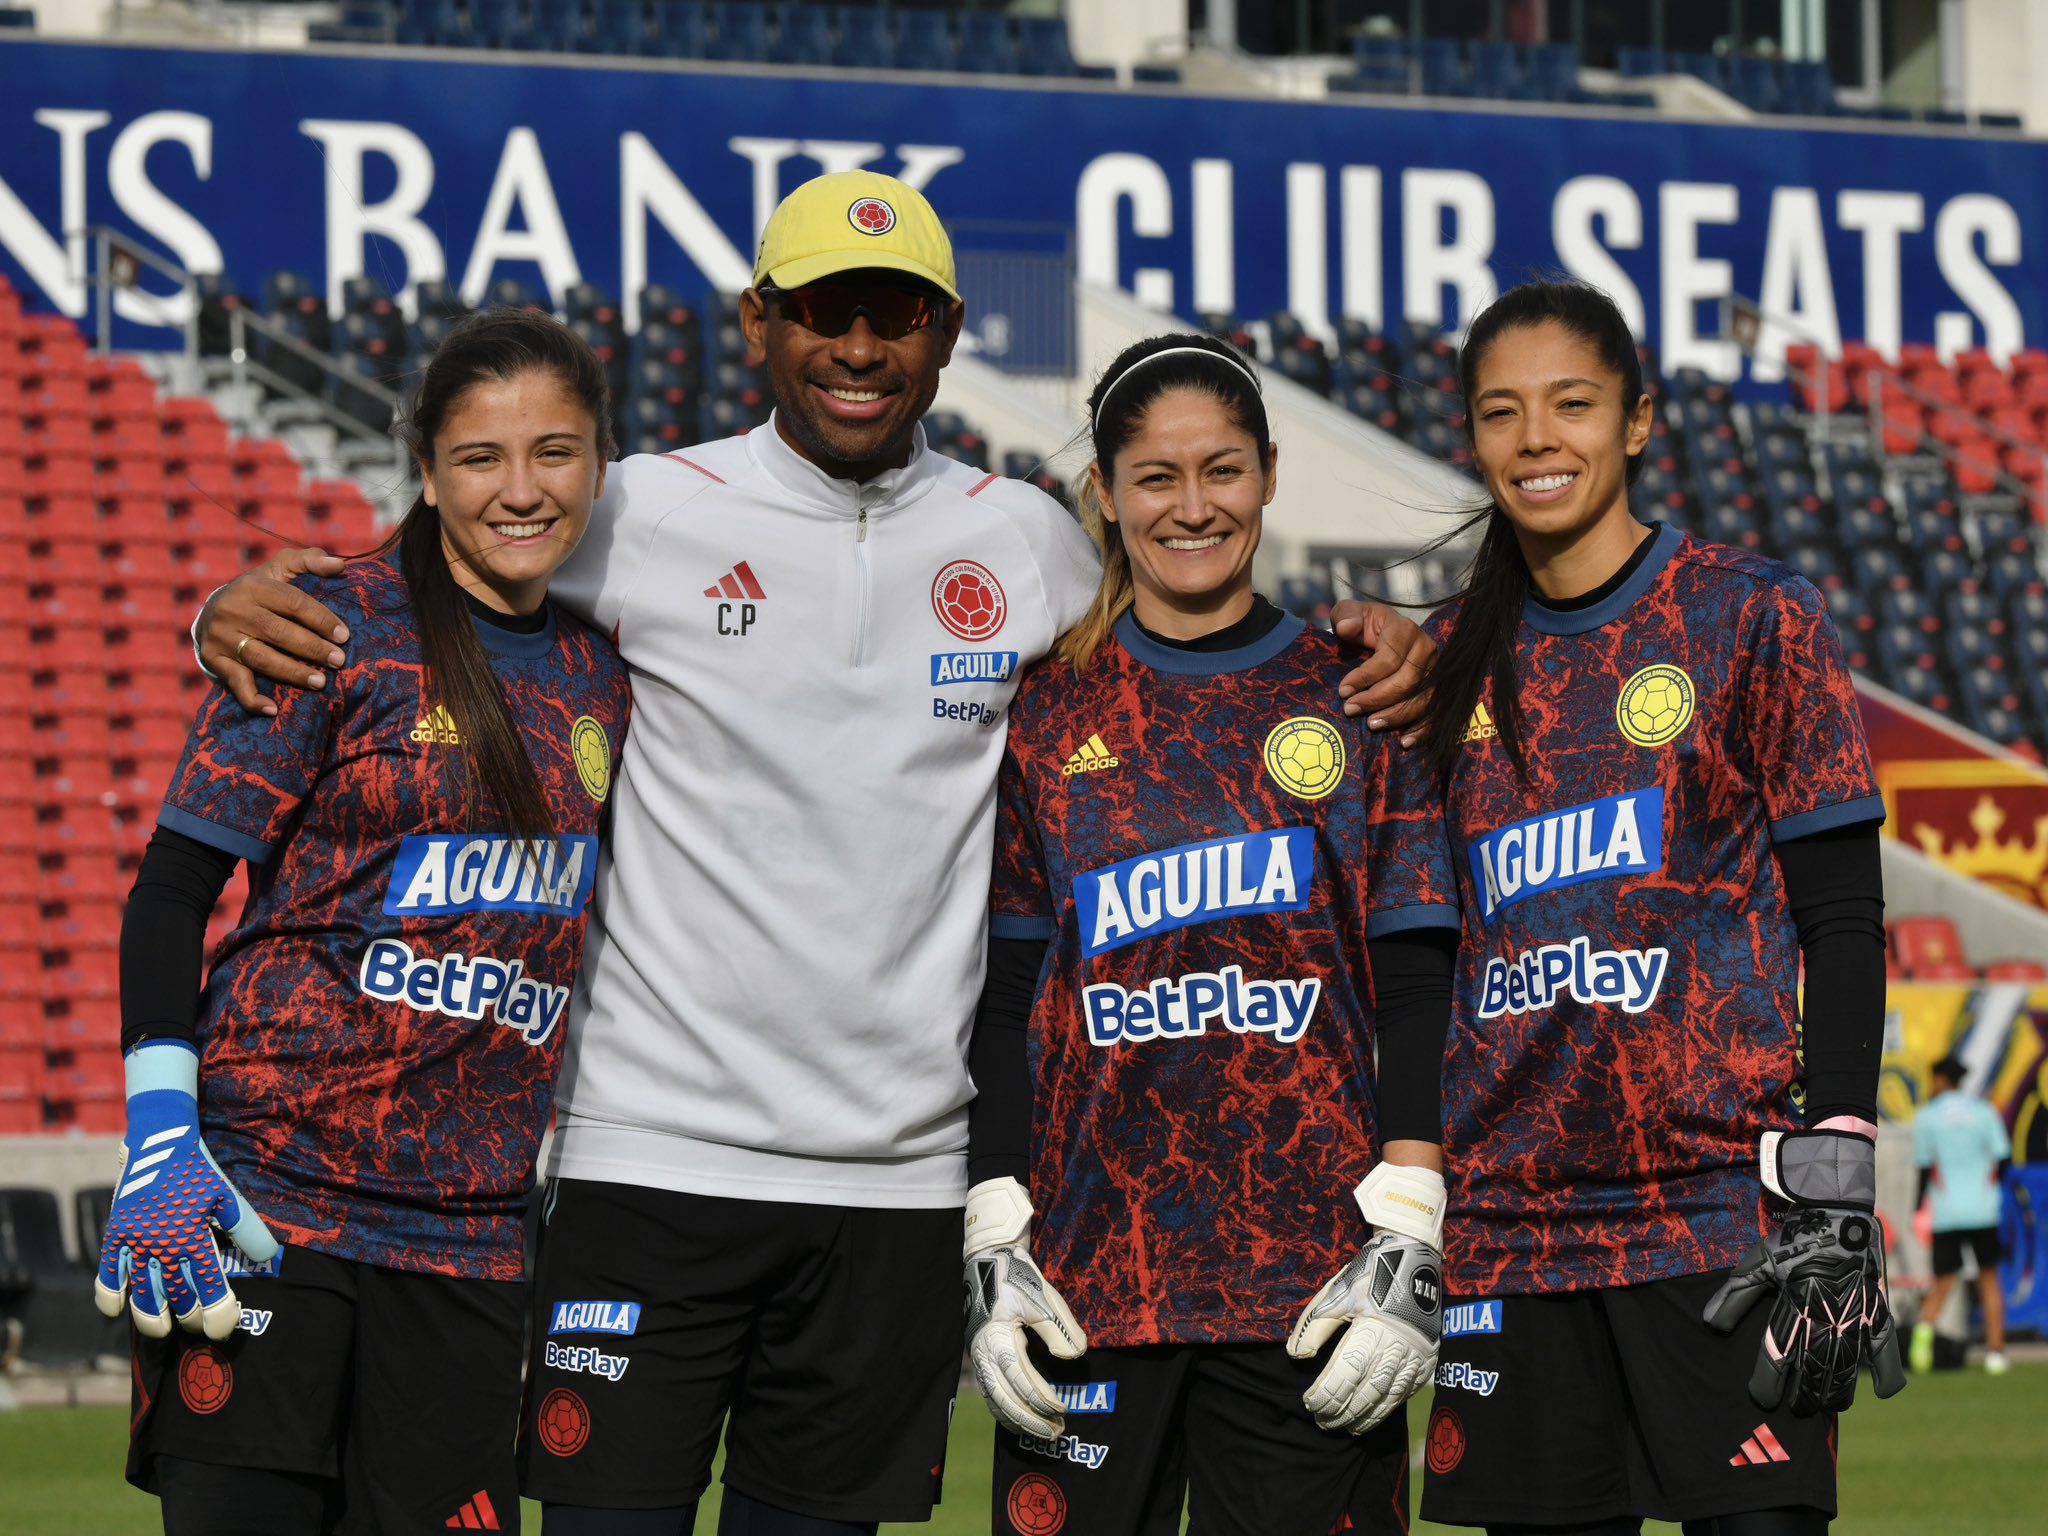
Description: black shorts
xmin=1931 ymin=1226 xmax=2004 ymax=1276
xmin=516 ymin=1177 xmax=962 ymax=1522
xmin=128 ymin=1243 xmax=525 ymax=1535
xmin=1420 ymin=1272 xmax=1838 ymax=1527
xmin=989 ymin=1342 xmax=1410 ymax=1536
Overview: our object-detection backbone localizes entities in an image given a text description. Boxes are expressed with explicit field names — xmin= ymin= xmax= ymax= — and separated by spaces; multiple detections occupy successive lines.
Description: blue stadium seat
xmin=1418 ymin=38 xmax=1465 ymax=96
xmin=1015 ymin=16 xmax=1109 ymax=78
xmin=529 ymin=0 xmax=586 ymax=53
xmin=1131 ymin=64 xmax=1181 ymax=85
xmin=589 ymin=0 xmax=650 ymax=53
xmin=1782 ymin=544 xmax=1840 ymax=587
xmin=468 ymin=0 xmax=525 ymax=50
xmin=772 ymin=3 xmax=834 ymax=65
xmin=832 ymin=6 xmax=891 ymax=70
xmin=0 ymin=6 xmax=36 ymax=27
xmin=395 ymin=0 xmax=461 ymax=45
xmin=1467 ymin=40 xmax=1520 ymax=98
xmin=1919 ymin=546 xmax=1976 ymax=596
xmin=2009 ymin=585 xmax=2048 ymax=630
xmin=1785 ymin=61 xmax=1836 ymax=115
xmin=708 ymin=2 xmax=771 ymax=62
xmin=1732 ymin=57 xmax=1785 ymax=114
xmin=893 ymin=9 xmax=956 ymax=72
xmin=1616 ymin=47 xmax=1665 ymax=78
xmin=955 ymin=11 xmax=1017 ymax=74
xmin=1522 ymin=42 xmax=1578 ymax=100
xmin=651 ymin=0 xmax=712 ymax=58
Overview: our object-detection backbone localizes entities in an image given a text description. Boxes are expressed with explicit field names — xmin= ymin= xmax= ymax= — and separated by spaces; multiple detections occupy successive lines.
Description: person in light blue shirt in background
xmin=1910 ymin=1056 xmax=2015 ymax=1374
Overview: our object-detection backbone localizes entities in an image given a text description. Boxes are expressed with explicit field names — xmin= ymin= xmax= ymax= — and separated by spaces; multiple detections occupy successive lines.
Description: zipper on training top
xmin=852 ymin=495 xmax=871 ymax=666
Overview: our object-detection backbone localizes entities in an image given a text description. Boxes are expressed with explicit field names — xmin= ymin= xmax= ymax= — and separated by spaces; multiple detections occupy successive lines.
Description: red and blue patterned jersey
xmin=1433 ymin=524 xmax=1883 ymax=1297
xmin=991 ymin=612 xmax=1458 ymax=1347
xmin=161 ymin=555 xmax=630 ymax=1281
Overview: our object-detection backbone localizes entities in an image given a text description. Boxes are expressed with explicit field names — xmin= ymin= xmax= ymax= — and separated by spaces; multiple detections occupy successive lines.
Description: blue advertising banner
xmin=2 ymin=37 xmax=2042 ymax=386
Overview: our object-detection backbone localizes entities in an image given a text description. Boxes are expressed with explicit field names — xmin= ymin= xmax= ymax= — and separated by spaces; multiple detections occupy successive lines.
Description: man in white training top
xmin=195 ymin=170 xmax=1437 ymax=1535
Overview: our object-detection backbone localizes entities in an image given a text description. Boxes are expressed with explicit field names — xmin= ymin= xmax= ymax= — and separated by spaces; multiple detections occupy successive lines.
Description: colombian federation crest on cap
xmin=849 ymin=196 xmax=896 ymax=235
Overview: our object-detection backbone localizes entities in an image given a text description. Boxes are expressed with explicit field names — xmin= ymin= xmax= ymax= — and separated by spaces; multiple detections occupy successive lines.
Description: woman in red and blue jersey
xmin=97 ymin=311 xmax=630 ymax=1534
xmin=1414 ymin=280 xmax=1902 ymax=1535
xmin=964 ymin=334 xmax=1461 ymax=1535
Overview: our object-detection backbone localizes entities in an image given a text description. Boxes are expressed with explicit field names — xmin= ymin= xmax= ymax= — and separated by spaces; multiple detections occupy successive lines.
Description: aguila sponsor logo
xmin=548 ymin=1300 xmax=642 ymax=1336
xmin=1074 ymin=828 xmax=1313 ymax=958
xmin=1468 ymin=789 xmax=1663 ymax=923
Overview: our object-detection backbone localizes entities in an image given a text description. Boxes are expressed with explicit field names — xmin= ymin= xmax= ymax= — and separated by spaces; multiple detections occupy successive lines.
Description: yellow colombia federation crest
xmin=571 ymin=715 xmax=612 ymax=802
xmin=1264 ymin=716 xmax=1346 ymax=800
xmin=1615 ymin=664 xmax=1695 ymax=747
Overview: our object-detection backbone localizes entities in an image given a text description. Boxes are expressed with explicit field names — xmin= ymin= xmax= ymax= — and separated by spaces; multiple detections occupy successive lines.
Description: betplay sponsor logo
xmin=544 ymin=1341 xmax=630 ymax=1382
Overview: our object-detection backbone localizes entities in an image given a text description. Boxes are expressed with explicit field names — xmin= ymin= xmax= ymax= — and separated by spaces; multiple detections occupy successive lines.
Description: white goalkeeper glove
xmin=963 ymin=1176 xmax=1088 ymax=1440
xmin=1286 ymin=1162 xmax=1447 ymax=1434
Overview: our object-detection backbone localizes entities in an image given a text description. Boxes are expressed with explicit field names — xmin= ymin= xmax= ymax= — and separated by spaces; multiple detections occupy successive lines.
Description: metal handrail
xmin=81 ymin=225 xmax=410 ymax=471
xmin=1722 ymin=292 xmax=2048 ymax=526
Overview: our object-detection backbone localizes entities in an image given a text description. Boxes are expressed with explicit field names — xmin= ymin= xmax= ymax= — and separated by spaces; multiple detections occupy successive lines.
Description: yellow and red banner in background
xmin=1860 ymin=688 xmax=2048 ymax=912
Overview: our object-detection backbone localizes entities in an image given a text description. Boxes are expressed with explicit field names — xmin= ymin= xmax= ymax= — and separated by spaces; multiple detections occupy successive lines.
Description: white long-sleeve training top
xmin=545 ymin=417 xmax=1100 ymax=1206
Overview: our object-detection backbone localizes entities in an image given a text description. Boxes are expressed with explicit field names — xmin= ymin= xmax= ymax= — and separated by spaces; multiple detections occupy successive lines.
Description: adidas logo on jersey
xmin=1062 ymin=734 xmax=1122 ymax=777
xmin=702 ymin=561 xmax=767 ymax=601
xmin=1461 ymin=702 xmax=1498 ymax=743
xmin=409 ymin=704 xmax=461 ymax=745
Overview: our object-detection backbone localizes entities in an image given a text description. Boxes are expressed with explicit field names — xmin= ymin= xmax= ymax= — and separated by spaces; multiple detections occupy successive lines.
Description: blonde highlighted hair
xmin=1052 ymin=332 xmax=1269 ymax=672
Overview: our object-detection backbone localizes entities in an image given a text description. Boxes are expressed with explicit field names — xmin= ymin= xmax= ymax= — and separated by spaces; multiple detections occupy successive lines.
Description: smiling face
xmin=1469 ymin=319 xmax=1652 ymax=554
xmin=740 ymin=269 xmax=964 ymax=480
xmin=421 ymin=370 xmax=605 ymax=614
xmin=1095 ymin=387 xmax=1277 ymax=638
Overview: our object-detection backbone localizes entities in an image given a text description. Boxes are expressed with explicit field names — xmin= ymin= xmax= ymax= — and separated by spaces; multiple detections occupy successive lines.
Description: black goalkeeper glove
xmin=1703 ymin=1126 xmax=1907 ymax=1416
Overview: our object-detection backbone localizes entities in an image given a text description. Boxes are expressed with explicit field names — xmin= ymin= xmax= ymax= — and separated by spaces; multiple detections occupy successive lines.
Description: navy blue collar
xmin=1523 ymin=522 xmax=1684 ymax=636
xmin=1115 ymin=608 xmax=1305 ymax=675
xmin=471 ymin=601 xmax=559 ymax=659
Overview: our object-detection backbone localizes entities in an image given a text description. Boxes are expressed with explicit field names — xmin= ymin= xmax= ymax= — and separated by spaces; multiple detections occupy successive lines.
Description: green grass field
xmin=3 ymin=1367 xmax=2042 ymax=1534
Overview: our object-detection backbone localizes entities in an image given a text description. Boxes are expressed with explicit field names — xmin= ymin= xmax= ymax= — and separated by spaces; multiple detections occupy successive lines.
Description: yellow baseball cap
xmin=752 ymin=170 xmax=959 ymax=301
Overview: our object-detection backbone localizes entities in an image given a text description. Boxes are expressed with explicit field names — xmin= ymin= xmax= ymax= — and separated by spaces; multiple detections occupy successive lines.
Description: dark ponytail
xmin=1058 ymin=332 xmax=1270 ymax=670
xmin=386 ymin=309 xmax=614 ymax=841
xmin=1421 ymin=279 xmax=1647 ymax=785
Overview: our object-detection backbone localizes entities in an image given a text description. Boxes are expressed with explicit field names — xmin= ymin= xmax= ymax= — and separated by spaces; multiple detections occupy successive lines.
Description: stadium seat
xmin=831 ymin=6 xmax=890 ymax=70
xmin=771 ymin=3 xmax=833 ymax=66
xmin=891 ymin=9 xmax=955 ymax=72
xmin=955 ymin=12 xmax=1016 ymax=75
xmin=1891 ymin=916 xmax=1968 ymax=976
xmin=708 ymin=2 xmax=771 ymax=63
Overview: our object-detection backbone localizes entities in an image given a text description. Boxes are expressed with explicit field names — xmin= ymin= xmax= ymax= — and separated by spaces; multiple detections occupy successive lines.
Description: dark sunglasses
xmin=764 ymin=282 xmax=947 ymax=341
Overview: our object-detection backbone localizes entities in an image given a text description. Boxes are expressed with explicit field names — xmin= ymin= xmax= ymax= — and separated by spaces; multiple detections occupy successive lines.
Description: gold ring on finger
xmin=235 ymin=635 xmax=252 ymax=662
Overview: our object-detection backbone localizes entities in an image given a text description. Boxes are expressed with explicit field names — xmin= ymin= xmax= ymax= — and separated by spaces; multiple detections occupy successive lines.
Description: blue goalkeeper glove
xmin=92 ymin=1040 xmax=278 ymax=1340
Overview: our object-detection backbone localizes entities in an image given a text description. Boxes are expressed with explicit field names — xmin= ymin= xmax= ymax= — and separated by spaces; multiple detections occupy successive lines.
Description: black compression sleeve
xmin=1777 ymin=822 xmax=1886 ymax=1124
xmin=119 ymin=827 xmax=240 ymax=1052
xmin=967 ymin=937 xmax=1046 ymax=1188
xmin=1917 ymin=1167 xmax=1932 ymax=1208
xmin=1368 ymin=930 xmax=1457 ymax=1146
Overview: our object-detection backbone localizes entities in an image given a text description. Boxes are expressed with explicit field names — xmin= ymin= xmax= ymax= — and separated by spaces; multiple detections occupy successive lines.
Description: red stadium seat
xmin=1891 ymin=915 xmax=1968 ymax=975
xmin=1983 ymin=960 xmax=2048 ymax=982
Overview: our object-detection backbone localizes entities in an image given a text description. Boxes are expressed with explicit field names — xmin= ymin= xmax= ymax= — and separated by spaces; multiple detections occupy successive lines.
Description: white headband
xmin=1092 ymin=345 xmax=1261 ymax=435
